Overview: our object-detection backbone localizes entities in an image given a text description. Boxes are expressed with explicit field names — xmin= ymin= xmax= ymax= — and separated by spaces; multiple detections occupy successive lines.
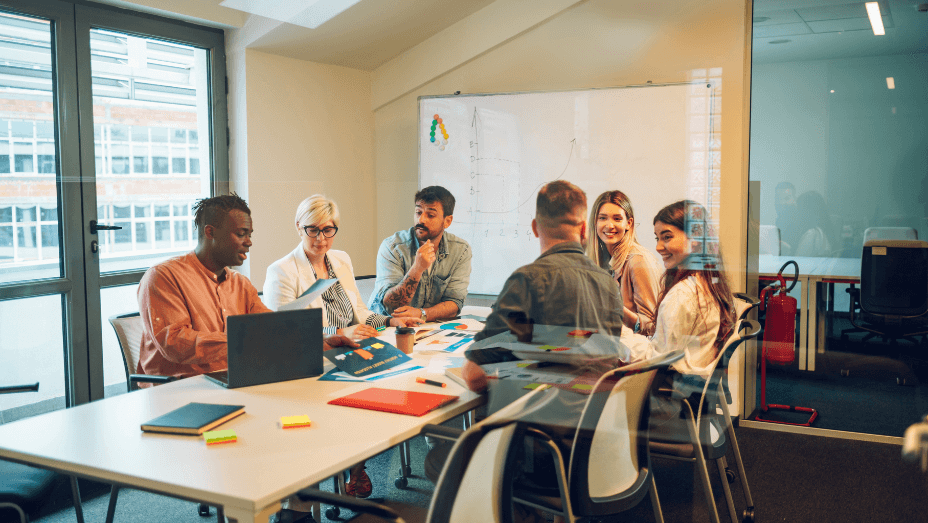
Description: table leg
xmin=224 ymin=501 xmax=279 ymax=523
xmin=799 ymin=278 xmax=809 ymax=371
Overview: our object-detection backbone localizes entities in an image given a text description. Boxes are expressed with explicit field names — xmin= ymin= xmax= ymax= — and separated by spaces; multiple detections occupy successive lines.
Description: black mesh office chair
xmin=844 ymin=240 xmax=928 ymax=347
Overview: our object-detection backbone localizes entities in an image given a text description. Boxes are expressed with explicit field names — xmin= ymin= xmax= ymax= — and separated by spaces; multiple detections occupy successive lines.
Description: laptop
xmin=204 ymin=308 xmax=324 ymax=389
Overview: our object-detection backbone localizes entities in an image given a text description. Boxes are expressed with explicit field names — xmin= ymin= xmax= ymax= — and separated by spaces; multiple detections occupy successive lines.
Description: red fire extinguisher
xmin=754 ymin=260 xmax=818 ymax=426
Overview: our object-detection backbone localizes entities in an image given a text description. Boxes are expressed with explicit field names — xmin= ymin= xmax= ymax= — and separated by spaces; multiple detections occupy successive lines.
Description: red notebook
xmin=328 ymin=387 xmax=458 ymax=416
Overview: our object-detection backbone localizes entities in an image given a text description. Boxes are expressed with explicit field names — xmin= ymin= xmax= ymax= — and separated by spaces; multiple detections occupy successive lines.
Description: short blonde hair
xmin=295 ymin=194 xmax=340 ymax=230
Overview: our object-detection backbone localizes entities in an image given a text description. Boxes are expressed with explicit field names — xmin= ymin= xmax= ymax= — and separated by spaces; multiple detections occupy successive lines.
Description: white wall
xmin=751 ymin=53 xmax=928 ymax=241
xmin=226 ymin=46 xmax=375 ymax=288
xmin=372 ymin=0 xmax=752 ymax=291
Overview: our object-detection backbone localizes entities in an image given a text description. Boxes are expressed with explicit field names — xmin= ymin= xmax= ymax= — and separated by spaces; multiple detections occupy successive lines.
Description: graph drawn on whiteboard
xmin=419 ymin=83 xmax=718 ymax=295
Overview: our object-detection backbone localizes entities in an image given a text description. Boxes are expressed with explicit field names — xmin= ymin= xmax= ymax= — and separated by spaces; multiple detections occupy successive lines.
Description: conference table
xmin=0 ymin=317 xmax=489 ymax=523
xmin=757 ymin=255 xmax=861 ymax=372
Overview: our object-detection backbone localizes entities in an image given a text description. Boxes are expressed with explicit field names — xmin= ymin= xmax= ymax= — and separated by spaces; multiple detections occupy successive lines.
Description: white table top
xmin=757 ymin=255 xmax=860 ymax=281
xmin=0 ymin=336 xmax=483 ymax=517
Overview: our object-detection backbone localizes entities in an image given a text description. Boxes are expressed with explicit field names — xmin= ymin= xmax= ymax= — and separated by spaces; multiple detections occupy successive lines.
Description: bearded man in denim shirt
xmin=368 ymin=186 xmax=472 ymax=322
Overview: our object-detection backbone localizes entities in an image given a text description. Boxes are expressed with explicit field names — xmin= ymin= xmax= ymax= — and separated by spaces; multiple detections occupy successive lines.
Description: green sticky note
xmin=204 ymin=429 xmax=237 ymax=445
xmin=538 ymin=345 xmax=556 ymax=351
xmin=516 ymin=363 xmax=531 ymax=368
xmin=571 ymin=384 xmax=593 ymax=391
xmin=523 ymin=383 xmax=543 ymax=390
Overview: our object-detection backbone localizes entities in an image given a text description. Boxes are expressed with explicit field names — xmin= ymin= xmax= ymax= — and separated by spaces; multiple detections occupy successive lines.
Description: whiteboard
xmin=419 ymin=83 xmax=719 ymax=295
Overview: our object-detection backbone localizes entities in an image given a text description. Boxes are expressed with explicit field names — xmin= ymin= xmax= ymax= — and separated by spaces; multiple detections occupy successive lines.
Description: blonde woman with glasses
xmin=586 ymin=190 xmax=663 ymax=336
xmin=264 ymin=194 xmax=421 ymax=340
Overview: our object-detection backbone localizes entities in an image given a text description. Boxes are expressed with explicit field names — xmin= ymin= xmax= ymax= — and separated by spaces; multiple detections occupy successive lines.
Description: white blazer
xmin=263 ymin=245 xmax=378 ymax=328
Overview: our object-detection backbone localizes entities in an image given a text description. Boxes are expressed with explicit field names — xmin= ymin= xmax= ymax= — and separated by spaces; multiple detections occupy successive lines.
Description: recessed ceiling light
xmin=830 ymin=90 xmax=835 ymax=93
xmin=865 ymin=2 xmax=886 ymax=35
xmin=769 ymin=39 xmax=791 ymax=44
xmin=886 ymin=77 xmax=895 ymax=89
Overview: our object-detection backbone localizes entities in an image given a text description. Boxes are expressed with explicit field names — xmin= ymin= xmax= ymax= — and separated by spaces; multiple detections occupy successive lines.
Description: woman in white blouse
xmin=264 ymin=194 xmax=421 ymax=339
xmin=264 ymin=194 xmax=420 ymax=500
xmin=625 ymin=200 xmax=737 ymax=375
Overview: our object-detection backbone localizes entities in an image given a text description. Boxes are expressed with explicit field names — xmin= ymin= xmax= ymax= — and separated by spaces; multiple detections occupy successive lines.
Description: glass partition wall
xmin=745 ymin=0 xmax=928 ymax=439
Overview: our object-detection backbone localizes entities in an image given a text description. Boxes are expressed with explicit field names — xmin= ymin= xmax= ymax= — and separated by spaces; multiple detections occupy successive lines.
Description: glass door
xmin=74 ymin=4 xmax=228 ymax=401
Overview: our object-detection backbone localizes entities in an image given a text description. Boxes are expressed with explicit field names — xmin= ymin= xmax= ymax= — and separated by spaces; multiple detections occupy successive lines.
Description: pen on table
xmin=416 ymin=377 xmax=447 ymax=388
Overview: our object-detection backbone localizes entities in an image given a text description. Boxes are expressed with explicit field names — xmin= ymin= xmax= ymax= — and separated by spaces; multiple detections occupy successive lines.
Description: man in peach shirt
xmin=137 ymin=194 xmax=354 ymax=380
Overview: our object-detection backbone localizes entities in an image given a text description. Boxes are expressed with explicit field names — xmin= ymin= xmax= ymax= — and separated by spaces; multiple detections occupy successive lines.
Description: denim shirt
xmin=368 ymin=227 xmax=472 ymax=315
xmin=466 ymin=241 xmax=624 ymax=365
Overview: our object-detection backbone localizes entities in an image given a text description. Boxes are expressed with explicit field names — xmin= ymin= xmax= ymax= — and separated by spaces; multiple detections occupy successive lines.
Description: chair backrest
xmin=726 ymin=295 xmax=760 ymax=417
xmin=860 ymin=240 xmax=928 ymax=318
xmin=698 ymin=320 xmax=762 ymax=428
xmin=427 ymin=420 xmax=522 ymax=523
xmin=758 ymin=225 xmax=780 ymax=256
xmin=863 ymin=226 xmax=917 ymax=244
xmin=108 ymin=312 xmax=143 ymax=391
xmin=567 ymin=350 xmax=684 ymax=516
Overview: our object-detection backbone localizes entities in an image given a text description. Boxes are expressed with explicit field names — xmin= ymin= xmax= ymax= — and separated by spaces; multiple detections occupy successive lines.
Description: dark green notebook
xmin=141 ymin=402 xmax=245 ymax=435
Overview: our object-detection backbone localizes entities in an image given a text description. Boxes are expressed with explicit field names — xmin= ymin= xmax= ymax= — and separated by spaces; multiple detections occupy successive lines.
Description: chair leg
xmin=105 ymin=485 xmax=119 ymax=523
xmin=648 ymin=472 xmax=665 ymax=523
xmin=69 ymin=476 xmax=86 ymax=523
xmin=682 ymin=402 xmax=721 ymax=523
xmin=716 ymin=457 xmax=738 ymax=523
xmin=721 ymin=400 xmax=755 ymax=510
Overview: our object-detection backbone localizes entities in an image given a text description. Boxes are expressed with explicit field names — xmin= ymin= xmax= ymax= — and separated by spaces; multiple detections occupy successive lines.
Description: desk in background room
xmin=758 ymin=255 xmax=860 ymax=372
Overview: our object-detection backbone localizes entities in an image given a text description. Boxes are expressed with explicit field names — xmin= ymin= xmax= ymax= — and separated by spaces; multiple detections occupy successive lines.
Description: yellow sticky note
xmin=371 ymin=343 xmax=384 ymax=349
xmin=523 ymin=383 xmax=543 ymax=390
xmin=281 ymin=415 xmax=312 ymax=429
xmin=571 ymin=384 xmax=593 ymax=391
xmin=538 ymin=345 xmax=556 ymax=351
xmin=204 ymin=429 xmax=237 ymax=445
xmin=516 ymin=363 xmax=531 ymax=368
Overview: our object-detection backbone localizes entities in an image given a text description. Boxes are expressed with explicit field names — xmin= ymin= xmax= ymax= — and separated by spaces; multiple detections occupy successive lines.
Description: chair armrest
xmin=296 ymin=488 xmax=405 ymax=523
xmin=0 ymin=382 xmax=39 ymax=394
xmin=129 ymin=375 xmax=177 ymax=388
xmin=420 ymin=424 xmax=464 ymax=442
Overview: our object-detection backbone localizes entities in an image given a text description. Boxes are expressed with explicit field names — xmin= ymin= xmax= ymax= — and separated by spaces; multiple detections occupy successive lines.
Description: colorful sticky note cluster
xmin=204 ymin=429 xmax=237 ymax=445
xmin=429 ymin=114 xmax=449 ymax=151
xmin=281 ymin=415 xmax=312 ymax=429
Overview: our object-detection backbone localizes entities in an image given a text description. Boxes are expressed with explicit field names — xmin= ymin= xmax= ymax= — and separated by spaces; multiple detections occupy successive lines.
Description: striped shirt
xmin=313 ymin=255 xmax=390 ymax=335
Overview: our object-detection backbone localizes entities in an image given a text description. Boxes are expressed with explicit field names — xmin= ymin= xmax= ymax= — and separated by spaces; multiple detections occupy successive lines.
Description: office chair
xmin=107 ymin=312 xmax=220 ymax=523
xmin=648 ymin=319 xmax=762 ymax=523
xmin=0 ymin=383 xmax=86 ymax=523
xmin=758 ymin=225 xmax=780 ymax=256
xmin=511 ymin=350 xmax=684 ymax=523
xmin=843 ymin=240 xmax=928 ymax=350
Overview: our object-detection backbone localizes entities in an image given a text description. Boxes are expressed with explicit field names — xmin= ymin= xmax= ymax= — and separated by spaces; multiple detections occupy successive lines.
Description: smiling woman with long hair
xmin=626 ymin=199 xmax=736 ymax=374
xmin=586 ymin=190 xmax=663 ymax=335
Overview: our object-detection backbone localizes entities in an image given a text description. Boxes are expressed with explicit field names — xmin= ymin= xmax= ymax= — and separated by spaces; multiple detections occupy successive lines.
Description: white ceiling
xmin=89 ymin=0 xmax=496 ymax=71
xmin=89 ymin=0 xmax=927 ymax=69
xmin=752 ymin=0 xmax=928 ymax=63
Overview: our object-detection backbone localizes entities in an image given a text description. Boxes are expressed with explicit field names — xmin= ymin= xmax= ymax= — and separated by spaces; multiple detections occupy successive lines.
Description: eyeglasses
xmin=303 ymin=225 xmax=338 ymax=238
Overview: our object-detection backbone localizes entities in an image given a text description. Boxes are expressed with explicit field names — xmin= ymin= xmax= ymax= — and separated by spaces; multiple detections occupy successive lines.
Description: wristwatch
xmin=420 ymin=308 xmax=428 ymax=321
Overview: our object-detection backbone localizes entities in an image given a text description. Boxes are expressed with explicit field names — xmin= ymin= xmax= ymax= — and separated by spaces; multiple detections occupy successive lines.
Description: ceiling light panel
xmin=220 ymin=0 xmax=362 ymax=29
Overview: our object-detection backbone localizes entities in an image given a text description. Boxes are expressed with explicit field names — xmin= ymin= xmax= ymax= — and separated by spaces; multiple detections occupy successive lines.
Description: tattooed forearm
xmin=383 ymin=274 xmax=420 ymax=308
